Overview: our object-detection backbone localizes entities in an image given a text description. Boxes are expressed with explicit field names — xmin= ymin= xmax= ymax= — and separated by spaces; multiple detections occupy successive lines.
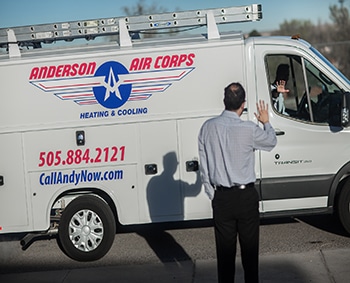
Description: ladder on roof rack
xmin=0 ymin=4 xmax=262 ymax=57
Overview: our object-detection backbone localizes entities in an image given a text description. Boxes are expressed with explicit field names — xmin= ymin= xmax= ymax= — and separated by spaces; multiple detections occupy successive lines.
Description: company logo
xmin=29 ymin=53 xmax=195 ymax=109
xmin=93 ymin=61 xmax=131 ymax=109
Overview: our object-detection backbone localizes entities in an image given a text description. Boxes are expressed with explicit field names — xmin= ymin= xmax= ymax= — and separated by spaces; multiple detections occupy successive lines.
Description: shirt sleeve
xmin=203 ymin=183 xmax=215 ymax=200
xmin=198 ymin=124 xmax=214 ymax=200
xmin=253 ymin=122 xmax=277 ymax=151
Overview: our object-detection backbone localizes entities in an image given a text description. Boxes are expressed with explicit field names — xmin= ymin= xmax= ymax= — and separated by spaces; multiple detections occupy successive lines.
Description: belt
xmin=215 ymin=183 xmax=254 ymax=191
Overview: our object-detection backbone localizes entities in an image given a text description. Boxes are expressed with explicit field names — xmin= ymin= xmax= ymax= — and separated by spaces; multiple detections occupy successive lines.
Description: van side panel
xmin=1 ymin=36 xmax=245 ymax=232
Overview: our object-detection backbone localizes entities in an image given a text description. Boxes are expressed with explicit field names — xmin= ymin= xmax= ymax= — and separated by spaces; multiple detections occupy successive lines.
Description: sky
xmin=0 ymin=0 xmax=347 ymax=33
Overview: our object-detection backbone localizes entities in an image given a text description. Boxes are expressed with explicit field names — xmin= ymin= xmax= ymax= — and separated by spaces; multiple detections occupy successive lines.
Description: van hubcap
xmin=69 ymin=209 xmax=104 ymax=252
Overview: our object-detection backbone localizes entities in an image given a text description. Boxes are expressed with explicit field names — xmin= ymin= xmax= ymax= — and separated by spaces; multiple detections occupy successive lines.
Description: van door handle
xmin=186 ymin=160 xmax=199 ymax=172
xmin=144 ymin=164 xmax=157 ymax=175
xmin=0 ymin=176 xmax=4 ymax=186
xmin=275 ymin=130 xmax=285 ymax=136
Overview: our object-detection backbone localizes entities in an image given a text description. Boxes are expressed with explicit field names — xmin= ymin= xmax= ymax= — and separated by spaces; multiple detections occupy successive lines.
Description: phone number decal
xmin=38 ymin=146 xmax=125 ymax=167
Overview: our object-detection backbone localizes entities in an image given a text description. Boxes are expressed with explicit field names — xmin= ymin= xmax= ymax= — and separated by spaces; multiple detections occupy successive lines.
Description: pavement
xmin=0 ymin=248 xmax=349 ymax=282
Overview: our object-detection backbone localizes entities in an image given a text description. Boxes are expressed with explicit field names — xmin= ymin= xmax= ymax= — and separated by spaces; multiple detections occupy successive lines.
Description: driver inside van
xmin=271 ymin=64 xmax=290 ymax=116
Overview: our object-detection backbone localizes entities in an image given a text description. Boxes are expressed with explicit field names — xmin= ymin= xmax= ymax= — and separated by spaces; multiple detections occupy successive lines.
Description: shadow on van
xmin=145 ymin=151 xmax=201 ymax=222
xmin=138 ymin=151 xmax=202 ymax=264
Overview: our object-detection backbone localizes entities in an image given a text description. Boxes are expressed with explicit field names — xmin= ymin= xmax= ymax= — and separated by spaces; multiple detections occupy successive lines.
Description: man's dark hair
xmin=224 ymin=82 xmax=246 ymax=111
xmin=275 ymin=64 xmax=289 ymax=82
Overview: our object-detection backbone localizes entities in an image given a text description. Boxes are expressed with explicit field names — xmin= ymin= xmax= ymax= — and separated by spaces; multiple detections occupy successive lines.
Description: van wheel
xmin=338 ymin=180 xmax=350 ymax=235
xmin=57 ymin=195 xmax=116 ymax=261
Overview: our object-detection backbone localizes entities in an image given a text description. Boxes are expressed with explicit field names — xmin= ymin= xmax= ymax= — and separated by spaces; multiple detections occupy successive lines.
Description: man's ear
xmin=236 ymin=102 xmax=245 ymax=116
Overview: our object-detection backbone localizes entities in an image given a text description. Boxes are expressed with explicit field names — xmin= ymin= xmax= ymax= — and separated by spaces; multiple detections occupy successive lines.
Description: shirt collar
xmin=222 ymin=110 xmax=240 ymax=119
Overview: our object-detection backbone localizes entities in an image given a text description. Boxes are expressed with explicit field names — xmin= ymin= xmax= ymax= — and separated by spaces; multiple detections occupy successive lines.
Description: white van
xmin=1 ymin=4 xmax=349 ymax=261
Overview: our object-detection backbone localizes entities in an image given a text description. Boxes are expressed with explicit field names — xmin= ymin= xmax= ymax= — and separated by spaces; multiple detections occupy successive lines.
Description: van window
xmin=265 ymin=54 xmax=342 ymax=126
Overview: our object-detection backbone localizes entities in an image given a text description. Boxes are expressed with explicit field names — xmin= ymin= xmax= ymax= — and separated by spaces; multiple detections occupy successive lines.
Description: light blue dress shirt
xmin=198 ymin=110 xmax=277 ymax=200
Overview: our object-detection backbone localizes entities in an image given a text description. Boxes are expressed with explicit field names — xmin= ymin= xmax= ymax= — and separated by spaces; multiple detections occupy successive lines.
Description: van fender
xmin=48 ymin=185 xmax=120 ymax=228
xmin=329 ymin=161 xmax=350 ymax=208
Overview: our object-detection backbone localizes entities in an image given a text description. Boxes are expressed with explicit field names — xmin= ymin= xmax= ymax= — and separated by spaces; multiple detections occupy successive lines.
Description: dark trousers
xmin=212 ymin=186 xmax=260 ymax=283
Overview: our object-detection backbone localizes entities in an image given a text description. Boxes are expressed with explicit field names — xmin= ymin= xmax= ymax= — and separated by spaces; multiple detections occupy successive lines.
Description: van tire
xmin=57 ymin=195 xmax=116 ymax=261
xmin=338 ymin=180 xmax=350 ymax=235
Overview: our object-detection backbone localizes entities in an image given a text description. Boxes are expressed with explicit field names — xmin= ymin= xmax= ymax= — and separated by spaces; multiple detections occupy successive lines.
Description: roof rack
xmin=0 ymin=4 xmax=262 ymax=58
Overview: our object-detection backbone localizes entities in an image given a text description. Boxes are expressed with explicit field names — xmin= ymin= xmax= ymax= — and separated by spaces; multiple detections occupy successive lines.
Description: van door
xmin=177 ymin=118 xmax=211 ymax=220
xmin=254 ymin=45 xmax=347 ymax=214
xmin=139 ymin=120 xmax=183 ymax=222
xmin=0 ymin=133 xmax=31 ymax=233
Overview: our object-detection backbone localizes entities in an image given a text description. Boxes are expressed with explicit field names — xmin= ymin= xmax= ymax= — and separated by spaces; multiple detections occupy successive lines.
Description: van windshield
xmin=310 ymin=46 xmax=350 ymax=85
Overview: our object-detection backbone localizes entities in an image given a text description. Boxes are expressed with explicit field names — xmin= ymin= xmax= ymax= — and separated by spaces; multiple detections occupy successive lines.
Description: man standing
xmin=198 ymin=82 xmax=277 ymax=283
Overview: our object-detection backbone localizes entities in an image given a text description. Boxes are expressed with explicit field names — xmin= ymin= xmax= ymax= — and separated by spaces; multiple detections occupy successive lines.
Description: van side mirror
xmin=341 ymin=92 xmax=350 ymax=127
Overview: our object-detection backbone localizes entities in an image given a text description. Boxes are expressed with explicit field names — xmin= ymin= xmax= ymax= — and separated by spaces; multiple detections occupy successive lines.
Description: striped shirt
xmin=198 ymin=110 xmax=277 ymax=199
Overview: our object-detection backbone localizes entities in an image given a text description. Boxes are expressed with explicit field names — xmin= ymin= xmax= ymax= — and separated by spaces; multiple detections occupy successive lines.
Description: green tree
xmin=328 ymin=3 xmax=350 ymax=78
xmin=272 ymin=19 xmax=315 ymax=39
xmin=122 ymin=0 xmax=168 ymax=38
xmin=248 ymin=29 xmax=261 ymax=37
xmin=122 ymin=0 xmax=166 ymax=17
xmin=271 ymin=3 xmax=350 ymax=79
